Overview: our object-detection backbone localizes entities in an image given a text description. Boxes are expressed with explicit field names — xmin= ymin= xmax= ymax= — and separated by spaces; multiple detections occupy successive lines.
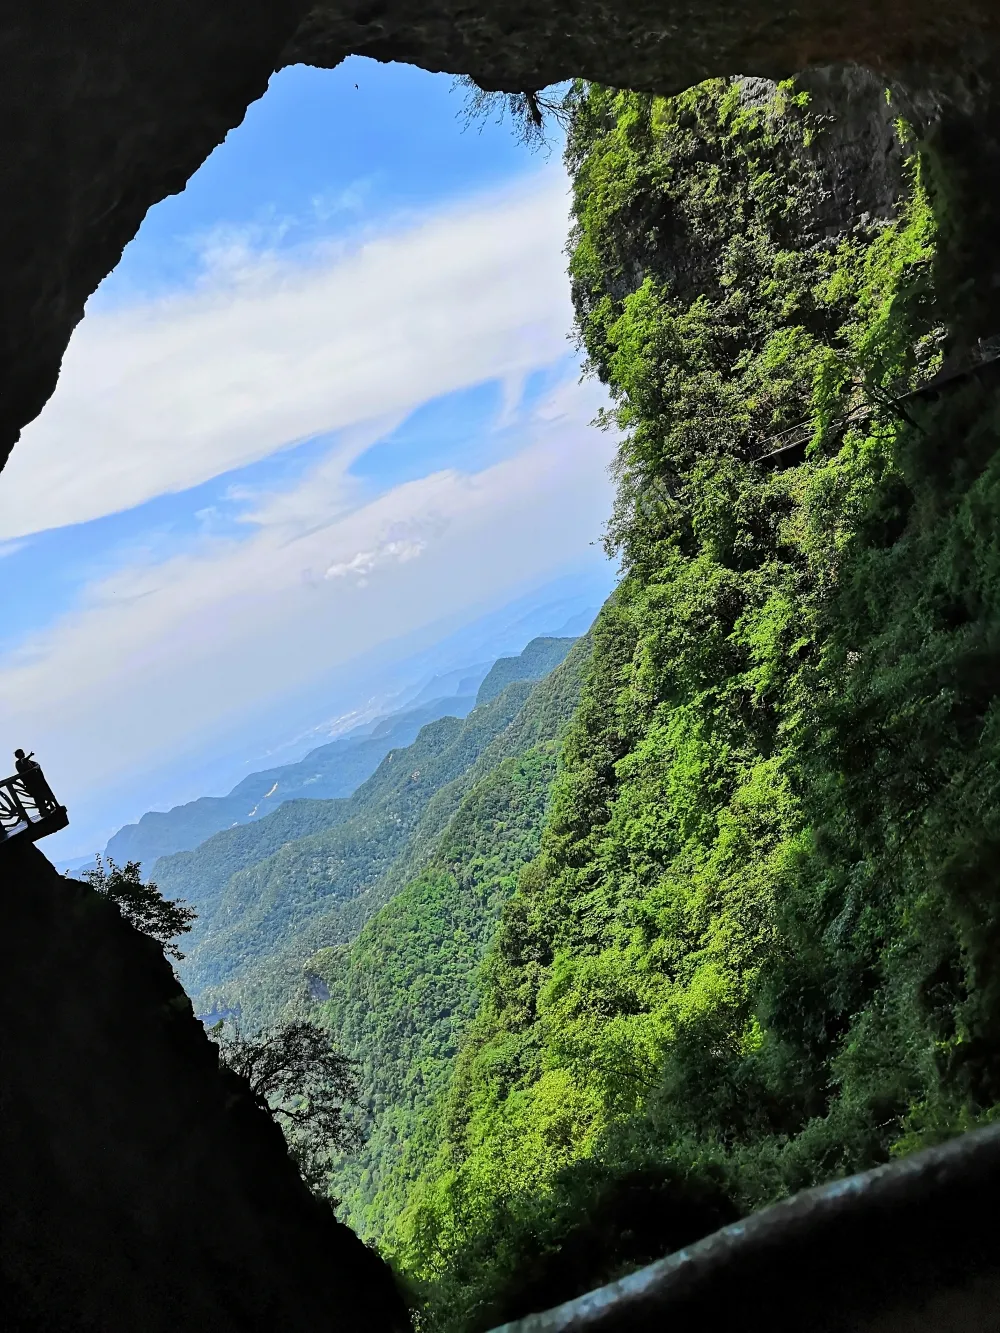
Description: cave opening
xmin=3 ymin=55 xmax=618 ymax=868
xmin=2 ymin=4 xmax=1000 ymax=1332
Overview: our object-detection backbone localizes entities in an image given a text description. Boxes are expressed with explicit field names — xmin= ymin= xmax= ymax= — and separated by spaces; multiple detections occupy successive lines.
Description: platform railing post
xmin=5 ymin=779 xmax=29 ymax=825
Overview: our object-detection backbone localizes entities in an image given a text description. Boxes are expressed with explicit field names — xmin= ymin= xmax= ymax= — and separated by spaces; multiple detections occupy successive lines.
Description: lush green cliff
xmin=362 ymin=75 xmax=1000 ymax=1331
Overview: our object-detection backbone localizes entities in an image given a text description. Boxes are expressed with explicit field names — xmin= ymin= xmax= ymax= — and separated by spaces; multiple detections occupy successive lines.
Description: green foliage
xmin=108 ymin=694 xmax=474 ymax=867
xmin=315 ymin=641 xmax=593 ymax=1240
xmin=214 ymin=1018 xmax=361 ymax=1197
xmin=155 ymin=797 xmax=351 ymax=937
xmin=83 ymin=854 xmax=196 ymax=960
xmin=180 ymin=679 xmax=547 ymax=1024
xmin=386 ymin=77 xmax=1000 ymax=1330
xmin=476 ymin=637 xmax=577 ymax=705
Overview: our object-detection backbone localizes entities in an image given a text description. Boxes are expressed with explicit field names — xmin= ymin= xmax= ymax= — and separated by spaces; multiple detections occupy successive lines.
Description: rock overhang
xmin=2 ymin=0 xmax=999 ymax=475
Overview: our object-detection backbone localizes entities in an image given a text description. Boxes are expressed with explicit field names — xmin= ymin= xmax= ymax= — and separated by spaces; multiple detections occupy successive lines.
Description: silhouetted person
xmin=14 ymin=748 xmax=36 ymax=775
xmin=13 ymin=748 xmax=52 ymax=815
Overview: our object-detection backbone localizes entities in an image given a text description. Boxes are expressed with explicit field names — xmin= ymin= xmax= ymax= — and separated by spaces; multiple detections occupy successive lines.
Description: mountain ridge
xmin=98 ymin=632 xmax=591 ymax=874
xmin=104 ymin=695 xmax=478 ymax=868
xmin=159 ymin=636 xmax=580 ymax=1021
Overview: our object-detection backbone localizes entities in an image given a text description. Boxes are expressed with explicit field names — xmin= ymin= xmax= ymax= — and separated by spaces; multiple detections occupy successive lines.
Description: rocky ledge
xmin=490 ymin=1128 xmax=1000 ymax=1333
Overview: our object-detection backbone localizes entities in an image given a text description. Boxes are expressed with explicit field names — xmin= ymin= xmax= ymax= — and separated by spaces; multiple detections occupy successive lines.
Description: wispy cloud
xmin=325 ymin=532 xmax=431 ymax=583
xmin=310 ymin=177 xmax=374 ymax=221
xmin=1 ymin=168 xmax=574 ymax=540
xmin=0 ymin=373 xmax=615 ymax=818
xmin=0 ymin=141 xmax=617 ymax=858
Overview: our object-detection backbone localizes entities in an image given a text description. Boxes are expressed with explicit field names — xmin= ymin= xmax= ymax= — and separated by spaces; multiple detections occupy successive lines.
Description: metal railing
xmin=751 ymin=334 xmax=1000 ymax=469
xmin=0 ymin=766 xmax=68 ymax=843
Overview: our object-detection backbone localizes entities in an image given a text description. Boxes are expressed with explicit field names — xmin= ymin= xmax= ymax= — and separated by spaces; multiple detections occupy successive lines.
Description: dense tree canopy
xmin=374 ymin=78 xmax=1000 ymax=1331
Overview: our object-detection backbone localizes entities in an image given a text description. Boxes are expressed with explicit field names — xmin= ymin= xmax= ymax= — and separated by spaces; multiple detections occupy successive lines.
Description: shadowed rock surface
xmin=0 ymin=837 xmax=409 ymax=1333
xmin=2 ymin=0 xmax=999 ymax=469
xmin=488 ymin=1128 xmax=1000 ymax=1333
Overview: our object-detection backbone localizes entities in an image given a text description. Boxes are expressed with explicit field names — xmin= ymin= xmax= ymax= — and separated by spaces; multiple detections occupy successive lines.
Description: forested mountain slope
xmin=364 ymin=74 xmax=1000 ymax=1332
xmin=312 ymin=638 xmax=592 ymax=1238
xmin=111 ymin=637 xmax=583 ymax=871
xmin=109 ymin=693 xmax=479 ymax=866
xmin=475 ymin=636 xmax=576 ymax=705
xmin=154 ymin=796 xmax=353 ymax=953
xmin=175 ymin=674 xmax=558 ymax=1019
xmin=152 ymin=637 xmax=580 ymax=931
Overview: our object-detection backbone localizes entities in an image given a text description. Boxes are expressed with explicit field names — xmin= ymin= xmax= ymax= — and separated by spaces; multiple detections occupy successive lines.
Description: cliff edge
xmin=0 ymin=837 xmax=409 ymax=1333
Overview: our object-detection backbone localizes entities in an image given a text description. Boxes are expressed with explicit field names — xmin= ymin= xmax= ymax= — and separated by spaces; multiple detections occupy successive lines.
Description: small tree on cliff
xmin=214 ymin=1018 xmax=362 ymax=1196
xmin=454 ymin=75 xmax=571 ymax=148
xmin=83 ymin=854 xmax=196 ymax=960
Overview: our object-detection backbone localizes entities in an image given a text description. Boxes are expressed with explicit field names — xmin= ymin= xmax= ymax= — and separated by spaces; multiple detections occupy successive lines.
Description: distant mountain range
xmin=476 ymin=636 xmax=578 ymax=705
xmin=158 ymin=632 xmax=586 ymax=1027
xmin=167 ymin=673 xmax=540 ymax=1009
xmin=83 ymin=634 xmax=582 ymax=876
xmin=51 ymin=572 xmax=610 ymax=866
xmin=102 ymin=696 xmax=478 ymax=868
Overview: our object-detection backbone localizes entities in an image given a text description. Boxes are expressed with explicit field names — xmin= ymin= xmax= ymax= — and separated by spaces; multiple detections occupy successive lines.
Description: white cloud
xmin=0 ymin=154 xmax=620 ymax=857
xmin=0 ymin=374 xmax=615 ymax=826
xmin=325 ymin=534 xmax=430 ymax=582
xmin=0 ymin=167 xmax=575 ymax=540
xmin=310 ymin=177 xmax=373 ymax=220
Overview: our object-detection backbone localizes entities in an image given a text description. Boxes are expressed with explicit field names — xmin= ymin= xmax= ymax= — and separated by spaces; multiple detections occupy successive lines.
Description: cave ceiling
xmin=2 ymin=0 xmax=998 ymax=474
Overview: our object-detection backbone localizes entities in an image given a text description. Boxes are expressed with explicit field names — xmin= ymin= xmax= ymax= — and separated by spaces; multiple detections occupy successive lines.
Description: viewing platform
xmin=0 ymin=758 xmax=68 ymax=845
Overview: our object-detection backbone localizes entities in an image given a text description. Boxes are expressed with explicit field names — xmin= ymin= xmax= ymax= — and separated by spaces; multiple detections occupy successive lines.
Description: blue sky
xmin=0 ymin=58 xmax=617 ymax=858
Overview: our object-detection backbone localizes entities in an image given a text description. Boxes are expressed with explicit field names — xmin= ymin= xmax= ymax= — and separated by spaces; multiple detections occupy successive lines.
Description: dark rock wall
xmin=2 ymin=0 xmax=999 ymax=472
xmin=0 ymin=838 xmax=409 ymax=1333
xmin=2 ymin=0 xmax=307 ymax=466
xmin=760 ymin=63 xmax=1000 ymax=346
xmin=280 ymin=0 xmax=993 ymax=95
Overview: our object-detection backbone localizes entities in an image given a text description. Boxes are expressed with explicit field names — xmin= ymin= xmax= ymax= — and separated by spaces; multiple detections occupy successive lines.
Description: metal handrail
xmin=0 ymin=766 xmax=68 ymax=843
xmin=751 ymin=337 xmax=1000 ymax=467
